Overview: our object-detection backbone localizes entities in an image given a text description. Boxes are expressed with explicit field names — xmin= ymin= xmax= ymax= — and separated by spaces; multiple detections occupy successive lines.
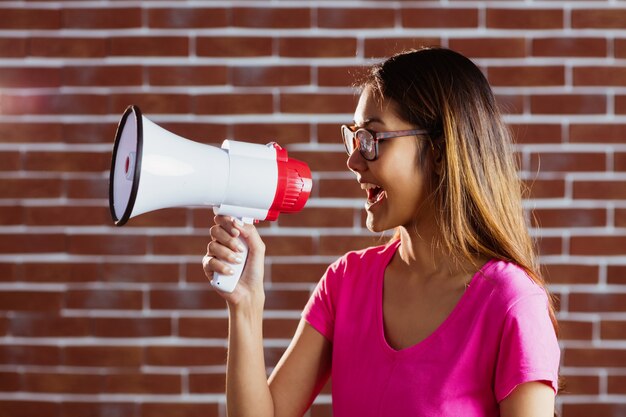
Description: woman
xmin=202 ymin=47 xmax=561 ymax=417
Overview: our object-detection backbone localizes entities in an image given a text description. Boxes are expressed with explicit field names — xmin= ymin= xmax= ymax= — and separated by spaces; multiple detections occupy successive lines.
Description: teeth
xmin=360 ymin=183 xmax=382 ymax=191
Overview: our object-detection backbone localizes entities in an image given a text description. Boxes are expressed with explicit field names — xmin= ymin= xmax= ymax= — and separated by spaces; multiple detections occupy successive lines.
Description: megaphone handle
xmin=211 ymin=239 xmax=249 ymax=293
xmin=210 ymin=217 xmax=252 ymax=293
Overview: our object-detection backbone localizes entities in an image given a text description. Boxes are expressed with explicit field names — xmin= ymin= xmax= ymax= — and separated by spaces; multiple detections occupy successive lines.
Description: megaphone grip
xmin=210 ymin=238 xmax=249 ymax=294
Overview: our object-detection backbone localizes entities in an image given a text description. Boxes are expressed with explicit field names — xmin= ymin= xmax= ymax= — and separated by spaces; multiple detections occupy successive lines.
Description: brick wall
xmin=0 ymin=1 xmax=625 ymax=416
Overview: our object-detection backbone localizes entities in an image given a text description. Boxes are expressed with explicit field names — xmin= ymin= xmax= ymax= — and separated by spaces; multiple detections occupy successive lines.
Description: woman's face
xmin=347 ymin=86 xmax=435 ymax=233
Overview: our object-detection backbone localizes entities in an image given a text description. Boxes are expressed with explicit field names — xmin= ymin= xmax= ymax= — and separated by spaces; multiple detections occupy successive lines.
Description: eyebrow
xmin=353 ymin=117 xmax=385 ymax=127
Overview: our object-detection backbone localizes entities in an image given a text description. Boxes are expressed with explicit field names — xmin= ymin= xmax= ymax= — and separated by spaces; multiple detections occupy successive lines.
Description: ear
xmin=431 ymin=143 xmax=444 ymax=176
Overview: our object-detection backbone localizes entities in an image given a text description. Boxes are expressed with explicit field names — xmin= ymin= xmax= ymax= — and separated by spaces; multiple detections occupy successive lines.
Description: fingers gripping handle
xmin=210 ymin=217 xmax=252 ymax=293
xmin=210 ymin=239 xmax=248 ymax=293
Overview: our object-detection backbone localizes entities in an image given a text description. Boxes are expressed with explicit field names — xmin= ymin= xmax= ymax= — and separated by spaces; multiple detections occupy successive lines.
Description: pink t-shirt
xmin=302 ymin=239 xmax=560 ymax=417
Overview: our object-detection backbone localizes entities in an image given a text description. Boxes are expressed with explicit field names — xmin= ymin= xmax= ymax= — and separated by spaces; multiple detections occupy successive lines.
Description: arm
xmin=204 ymin=216 xmax=331 ymax=417
xmin=499 ymin=381 xmax=556 ymax=417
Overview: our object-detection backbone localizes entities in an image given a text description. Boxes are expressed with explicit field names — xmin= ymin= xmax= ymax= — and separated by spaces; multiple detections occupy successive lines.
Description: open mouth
xmin=363 ymin=184 xmax=386 ymax=208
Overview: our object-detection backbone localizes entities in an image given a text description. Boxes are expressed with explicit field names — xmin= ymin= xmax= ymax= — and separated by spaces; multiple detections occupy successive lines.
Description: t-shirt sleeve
xmin=301 ymin=258 xmax=344 ymax=342
xmin=494 ymin=292 xmax=561 ymax=402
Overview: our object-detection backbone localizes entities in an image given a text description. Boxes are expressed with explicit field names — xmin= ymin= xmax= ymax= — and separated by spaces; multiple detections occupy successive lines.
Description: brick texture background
xmin=0 ymin=1 xmax=625 ymax=416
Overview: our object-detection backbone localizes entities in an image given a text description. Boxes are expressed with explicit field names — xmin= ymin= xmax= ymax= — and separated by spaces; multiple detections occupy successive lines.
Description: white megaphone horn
xmin=109 ymin=105 xmax=313 ymax=293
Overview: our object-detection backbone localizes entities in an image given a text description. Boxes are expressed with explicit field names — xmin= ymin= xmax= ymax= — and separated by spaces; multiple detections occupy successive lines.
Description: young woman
xmin=202 ymin=47 xmax=561 ymax=417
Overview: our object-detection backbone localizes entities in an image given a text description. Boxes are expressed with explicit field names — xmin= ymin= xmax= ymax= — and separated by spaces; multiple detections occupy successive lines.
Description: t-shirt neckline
xmin=376 ymin=240 xmax=495 ymax=357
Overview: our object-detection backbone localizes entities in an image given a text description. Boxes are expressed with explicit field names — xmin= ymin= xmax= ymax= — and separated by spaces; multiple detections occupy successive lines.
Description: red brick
xmin=25 ymin=151 xmax=109 ymax=172
xmin=111 ymin=93 xmax=191 ymax=114
xmin=264 ymin=236 xmax=315 ymax=256
xmin=320 ymin=235 xmax=389 ymax=256
xmin=318 ymin=178 xmax=362 ymax=199
xmin=564 ymin=347 xmax=626 ymax=367
xmin=0 ymin=178 xmax=63 ymax=198
xmin=509 ymin=123 xmax=562 ymax=144
xmin=92 ymin=317 xmax=172 ymax=338
xmin=109 ymin=36 xmax=189 ymax=56
xmin=364 ymin=37 xmax=441 ymax=58
xmin=0 ymin=9 xmax=60 ymax=29
xmin=560 ymin=375 xmax=599 ymax=396
xmin=279 ymin=37 xmax=357 ymax=58
xmin=572 ymin=9 xmax=626 ymax=29
xmin=402 ymin=8 xmax=478 ymax=28
xmin=0 ymin=206 xmax=22 ymax=225
xmin=195 ymin=94 xmax=273 ymax=115
xmin=311 ymin=403 xmax=333 ymax=417
xmin=570 ymin=123 xmax=626 ymax=143
xmin=63 ymin=65 xmax=143 ymax=87
xmin=197 ymin=37 xmax=273 ymax=57
xmin=0 ymin=372 xmax=20 ymax=391
xmin=64 ymin=346 xmax=142 ymax=367
xmin=495 ymin=94 xmax=524 ymax=114
xmin=608 ymin=375 xmax=626 ymax=394
xmin=142 ymin=403 xmax=219 ymax=417
xmin=30 ymin=37 xmax=106 ymax=58
xmin=288 ymin=150 xmax=347 ymax=172
xmin=188 ymin=372 xmax=225 ymax=393
xmin=318 ymin=8 xmax=394 ymax=28
xmin=570 ymin=292 xmax=626 ymax=312
xmin=317 ymin=65 xmax=368 ymax=88
xmin=25 ymin=206 xmax=110 ymax=226
xmin=104 ymin=373 xmax=181 ymax=394
xmin=608 ymin=266 xmax=626 ymax=284
xmin=1 ymin=94 xmax=109 ymax=115
xmin=232 ymin=66 xmax=311 ymax=86
xmin=277 ymin=207 xmax=354 ymax=228
xmin=22 ymin=372 xmax=102 ymax=393
xmin=601 ymin=320 xmax=626 ymax=340
xmin=559 ymin=320 xmax=593 ymax=341
xmin=536 ymin=237 xmax=562 ymax=256
xmin=68 ymin=234 xmax=148 ymax=255
xmin=145 ymin=346 xmax=226 ymax=366
xmin=63 ymin=122 xmax=113 ymax=144
xmin=615 ymin=209 xmax=626 ymax=228
xmin=265 ymin=289 xmax=312 ymax=310
xmin=67 ymin=178 xmax=109 ymax=199
xmin=62 ymin=402 xmax=136 ymax=417
xmin=0 ymin=291 xmax=62 ymax=311
xmin=573 ymin=180 xmax=626 ymax=199
xmin=0 ymin=122 xmax=62 ymax=143
xmin=530 ymin=152 xmax=605 ymax=172
xmin=0 ymin=38 xmax=26 ymax=57
xmin=532 ymin=37 xmax=607 ymax=57
xmin=20 ymin=262 xmax=99 ymax=283
xmin=530 ymin=94 xmax=606 ymax=115
xmin=488 ymin=66 xmax=565 ymax=87
xmin=571 ymin=236 xmax=626 ymax=256
xmin=233 ymin=7 xmax=311 ymax=28
xmin=0 ymin=401 xmax=59 ymax=417
xmin=531 ymin=208 xmax=606 ymax=228
xmin=449 ymin=38 xmax=527 ymax=58
xmin=178 ymin=317 xmax=228 ymax=338
xmin=487 ymin=8 xmax=563 ymax=29
xmin=543 ymin=263 xmax=599 ymax=285
xmin=0 ymin=233 xmax=66 ymax=254
xmin=232 ymin=123 xmax=311 ymax=145
xmin=264 ymin=318 xmax=300 ymax=338
xmin=281 ymin=93 xmax=357 ymax=114
xmin=63 ymin=8 xmax=142 ymax=29
xmin=563 ymin=403 xmax=626 ymax=417
xmin=574 ymin=66 xmax=626 ymax=86
xmin=0 ymin=263 xmax=19 ymax=282
xmin=148 ymin=66 xmax=227 ymax=86
xmin=615 ymin=95 xmax=626 ymax=114
xmin=149 ymin=289 xmax=224 ymax=310
xmin=102 ymin=263 xmax=179 ymax=283
xmin=10 ymin=314 xmax=89 ymax=337
xmin=0 ymin=345 xmax=60 ymax=366
xmin=617 ymin=39 xmax=626 ymax=58
xmin=65 ymin=289 xmax=143 ymax=310
xmin=148 ymin=8 xmax=228 ymax=28
xmin=0 ymin=67 xmax=60 ymax=88
xmin=152 ymin=235 xmax=207 ymax=256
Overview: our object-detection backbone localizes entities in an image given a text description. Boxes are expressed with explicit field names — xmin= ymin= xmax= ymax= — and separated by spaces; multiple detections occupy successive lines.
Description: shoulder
xmin=477 ymin=259 xmax=548 ymax=311
xmin=327 ymin=239 xmax=399 ymax=275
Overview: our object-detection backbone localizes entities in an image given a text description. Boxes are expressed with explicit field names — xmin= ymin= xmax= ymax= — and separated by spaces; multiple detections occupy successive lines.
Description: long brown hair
xmin=361 ymin=46 xmax=561 ymax=393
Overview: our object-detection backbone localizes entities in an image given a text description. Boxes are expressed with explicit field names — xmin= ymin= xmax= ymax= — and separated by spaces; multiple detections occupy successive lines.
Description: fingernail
xmin=236 ymin=244 xmax=245 ymax=252
xmin=231 ymin=255 xmax=243 ymax=264
xmin=225 ymin=267 xmax=235 ymax=275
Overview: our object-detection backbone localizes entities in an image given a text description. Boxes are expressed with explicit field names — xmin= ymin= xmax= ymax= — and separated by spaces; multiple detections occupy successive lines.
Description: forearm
xmin=226 ymin=297 xmax=274 ymax=417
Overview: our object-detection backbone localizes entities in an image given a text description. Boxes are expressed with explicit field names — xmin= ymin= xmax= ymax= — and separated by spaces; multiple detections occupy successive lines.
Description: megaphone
xmin=109 ymin=105 xmax=312 ymax=293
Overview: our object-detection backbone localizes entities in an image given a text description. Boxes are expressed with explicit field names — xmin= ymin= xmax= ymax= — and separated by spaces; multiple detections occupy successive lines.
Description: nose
xmin=346 ymin=148 xmax=367 ymax=173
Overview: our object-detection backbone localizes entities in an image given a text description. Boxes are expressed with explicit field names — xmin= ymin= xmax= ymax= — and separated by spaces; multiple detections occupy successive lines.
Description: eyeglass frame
xmin=341 ymin=124 xmax=430 ymax=161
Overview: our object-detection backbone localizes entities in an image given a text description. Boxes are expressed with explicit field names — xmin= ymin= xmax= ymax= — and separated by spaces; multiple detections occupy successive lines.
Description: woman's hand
xmin=202 ymin=215 xmax=266 ymax=306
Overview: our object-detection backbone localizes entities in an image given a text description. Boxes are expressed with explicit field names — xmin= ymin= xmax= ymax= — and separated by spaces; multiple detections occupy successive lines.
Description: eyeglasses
xmin=341 ymin=124 xmax=429 ymax=161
